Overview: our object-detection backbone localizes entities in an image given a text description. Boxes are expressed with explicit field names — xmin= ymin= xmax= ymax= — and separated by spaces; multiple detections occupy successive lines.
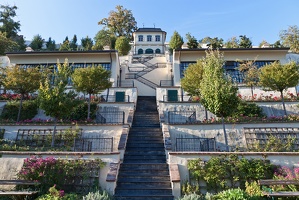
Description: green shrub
xmin=214 ymin=188 xmax=249 ymax=200
xmin=232 ymin=100 xmax=265 ymax=118
xmin=82 ymin=190 xmax=113 ymax=200
xmin=0 ymin=100 xmax=38 ymax=121
xmin=68 ymin=100 xmax=97 ymax=121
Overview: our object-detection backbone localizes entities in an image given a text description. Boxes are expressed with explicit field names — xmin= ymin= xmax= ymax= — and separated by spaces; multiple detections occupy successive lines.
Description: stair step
xmin=118 ymin=170 xmax=170 ymax=176
xmin=124 ymin=151 xmax=165 ymax=155
xmin=116 ymin=181 xmax=171 ymax=189
xmin=120 ymin=163 xmax=169 ymax=169
xmin=114 ymin=195 xmax=174 ymax=200
xmin=126 ymin=143 xmax=164 ymax=147
xmin=124 ymin=154 xmax=165 ymax=159
xmin=115 ymin=189 xmax=172 ymax=195
xmin=123 ymin=159 xmax=165 ymax=164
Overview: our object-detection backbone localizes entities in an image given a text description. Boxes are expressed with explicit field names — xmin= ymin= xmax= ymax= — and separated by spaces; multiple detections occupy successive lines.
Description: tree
xmin=225 ymin=37 xmax=239 ymax=48
xmin=81 ymin=36 xmax=93 ymax=51
xmin=202 ymin=37 xmax=224 ymax=49
xmin=46 ymin=37 xmax=56 ymax=51
xmin=258 ymin=40 xmax=270 ymax=48
xmin=93 ymin=28 xmax=116 ymax=50
xmin=70 ymin=34 xmax=78 ymax=50
xmin=30 ymin=34 xmax=44 ymax=51
xmin=280 ymin=25 xmax=299 ymax=53
xmin=59 ymin=36 xmax=70 ymax=51
xmin=38 ymin=59 xmax=77 ymax=147
xmin=72 ymin=66 xmax=112 ymax=119
xmin=239 ymin=35 xmax=252 ymax=48
xmin=238 ymin=59 xmax=259 ymax=99
xmin=271 ymin=40 xmax=284 ymax=48
xmin=200 ymin=50 xmax=239 ymax=151
xmin=259 ymin=61 xmax=299 ymax=115
xmin=180 ymin=60 xmax=208 ymax=120
xmin=186 ymin=33 xmax=198 ymax=49
xmin=0 ymin=32 xmax=18 ymax=55
xmin=169 ymin=31 xmax=184 ymax=54
xmin=0 ymin=4 xmax=20 ymax=39
xmin=98 ymin=5 xmax=137 ymax=39
xmin=181 ymin=60 xmax=204 ymax=97
xmin=3 ymin=65 xmax=41 ymax=122
xmin=115 ymin=36 xmax=131 ymax=56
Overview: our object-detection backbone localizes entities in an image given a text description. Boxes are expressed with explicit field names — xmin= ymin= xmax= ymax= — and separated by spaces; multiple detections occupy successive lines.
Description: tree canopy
xmin=202 ymin=37 xmax=224 ymax=49
xmin=280 ymin=25 xmax=299 ymax=53
xmin=46 ymin=37 xmax=56 ymax=51
xmin=93 ymin=28 xmax=116 ymax=50
xmin=181 ymin=60 xmax=204 ymax=97
xmin=169 ymin=31 xmax=184 ymax=54
xmin=115 ymin=36 xmax=131 ymax=56
xmin=81 ymin=36 xmax=93 ymax=51
xmin=98 ymin=5 xmax=137 ymax=40
xmin=4 ymin=65 xmax=41 ymax=121
xmin=0 ymin=32 xmax=18 ymax=55
xmin=239 ymin=35 xmax=252 ymax=48
xmin=38 ymin=59 xmax=77 ymax=146
xmin=186 ymin=33 xmax=198 ymax=49
xmin=0 ymin=4 xmax=20 ymax=39
xmin=259 ymin=61 xmax=299 ymax=115
xmin=72 ymin=66 xmax=112 ymax=119
xmin=200 ymin=50 xmax=239 ymax=151
xmin=30 ymin=34 xmax=44 ymax=51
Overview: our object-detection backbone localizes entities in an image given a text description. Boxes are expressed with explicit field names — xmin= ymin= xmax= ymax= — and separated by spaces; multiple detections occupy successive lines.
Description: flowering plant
xmin=238 ymin=92 xmax=299 ymax=102
xmin=18 ymin=156 xmax=104 ymax=195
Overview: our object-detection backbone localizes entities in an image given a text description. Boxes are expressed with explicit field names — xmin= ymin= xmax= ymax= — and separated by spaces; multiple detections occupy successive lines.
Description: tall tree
xmin=239 ymin=35 xmax=252 ymax=48
xmin=259 ymin=61 xmax=299 ymax=115
xmin=225 ymin=36 xmax=239 ymax=48
xmin=59 ymin=36 xmax=70 ymax=51
xmin=93 ymin=28 xmax=116 ymax=50
xmin=29 ymin=34 xmax=44 ymax=51
xmin=186 ymin=33 xmax=198 ymax=49
xmin=98 ymin=5 xmax=137 ymax=39
xmin=280 ymin=25 xmax=299 ymax=53
xmin=181 ymin=60 xmax=204 ymax=97
xmin=202 ymin=37 xmax=224 ymax=49
xmin=81 ymin=36 xmax=93 ymax=51
xmin=200 ymin=50 xmax=239 ymax=151
xmin=46 ymin=37 xmax=56 ymax=51
xmin=72 ymin=66 xmax=112 ymax=119
xmin=0 ymin=32 xmax=18 ymax=55
xmin=271 ymin=40 xmax=284 ymax=48
xmin=70 ymin=34 xmax=78 ymax=50
xmin=238 ymin=59 xmax=259 ymax=99
xmin=0 ymin=4 xmax=20 ymax=39
xmin=38 ymin=59 xmax=77 ymax=147
xmin=181 ymin=60 xmax=208 ymax=120
xmin=169 ymin=31 xmax=184 ymax=54
xmin=115 ymin=36 xmax=131 ymax=56
xmin=3 ymin=65 xmax=41 ymax=122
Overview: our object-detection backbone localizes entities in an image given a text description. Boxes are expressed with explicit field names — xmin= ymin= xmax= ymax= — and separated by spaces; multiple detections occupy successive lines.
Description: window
xmin=155 ymin=35 xmax=160 ymax=42
xmin=147 ymin=35 xmax=152 ymax=42
xmin=145 ymin=48 xmax=153 ymax=54
xmin=138 ymin=49 xmax=143 ymax=54
xmin=155 ymin=49 xmax=161 ymax=54
xmin=138 ymin=35 xmax=143 ymax=42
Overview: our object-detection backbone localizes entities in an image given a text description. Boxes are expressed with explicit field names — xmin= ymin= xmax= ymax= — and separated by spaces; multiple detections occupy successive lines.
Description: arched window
xmin=145 ymin=49 xmax=153 ymax=54
xmin=138 ymin=49 xmax=143 ymax=54
xmin=155 ymin=48 xmax=161 ymax=54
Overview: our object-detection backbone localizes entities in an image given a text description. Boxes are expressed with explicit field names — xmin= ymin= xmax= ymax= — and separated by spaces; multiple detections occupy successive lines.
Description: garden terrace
xmin=175 ymin=137 xmax=216 ymax=152
xmin=244 ymin=127 xmax=299 ymax=151
xmin=15 ymin=128 xmax=83 ymax=150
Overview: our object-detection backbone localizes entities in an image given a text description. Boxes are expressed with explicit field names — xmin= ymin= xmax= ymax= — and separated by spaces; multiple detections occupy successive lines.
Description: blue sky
xmin=1 ymin=0 xmax=299 ymax=46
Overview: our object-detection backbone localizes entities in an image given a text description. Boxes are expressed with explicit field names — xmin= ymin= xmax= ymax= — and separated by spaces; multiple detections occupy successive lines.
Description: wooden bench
xmin=0 ymin=180 xmax=40 ymax=196
xmin=259 ymin=179 xmax=299 ymax=197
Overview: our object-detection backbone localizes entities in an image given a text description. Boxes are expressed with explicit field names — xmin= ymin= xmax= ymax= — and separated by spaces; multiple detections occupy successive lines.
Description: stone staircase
xmin=114 ymin=96 xmax=173 ymax=200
